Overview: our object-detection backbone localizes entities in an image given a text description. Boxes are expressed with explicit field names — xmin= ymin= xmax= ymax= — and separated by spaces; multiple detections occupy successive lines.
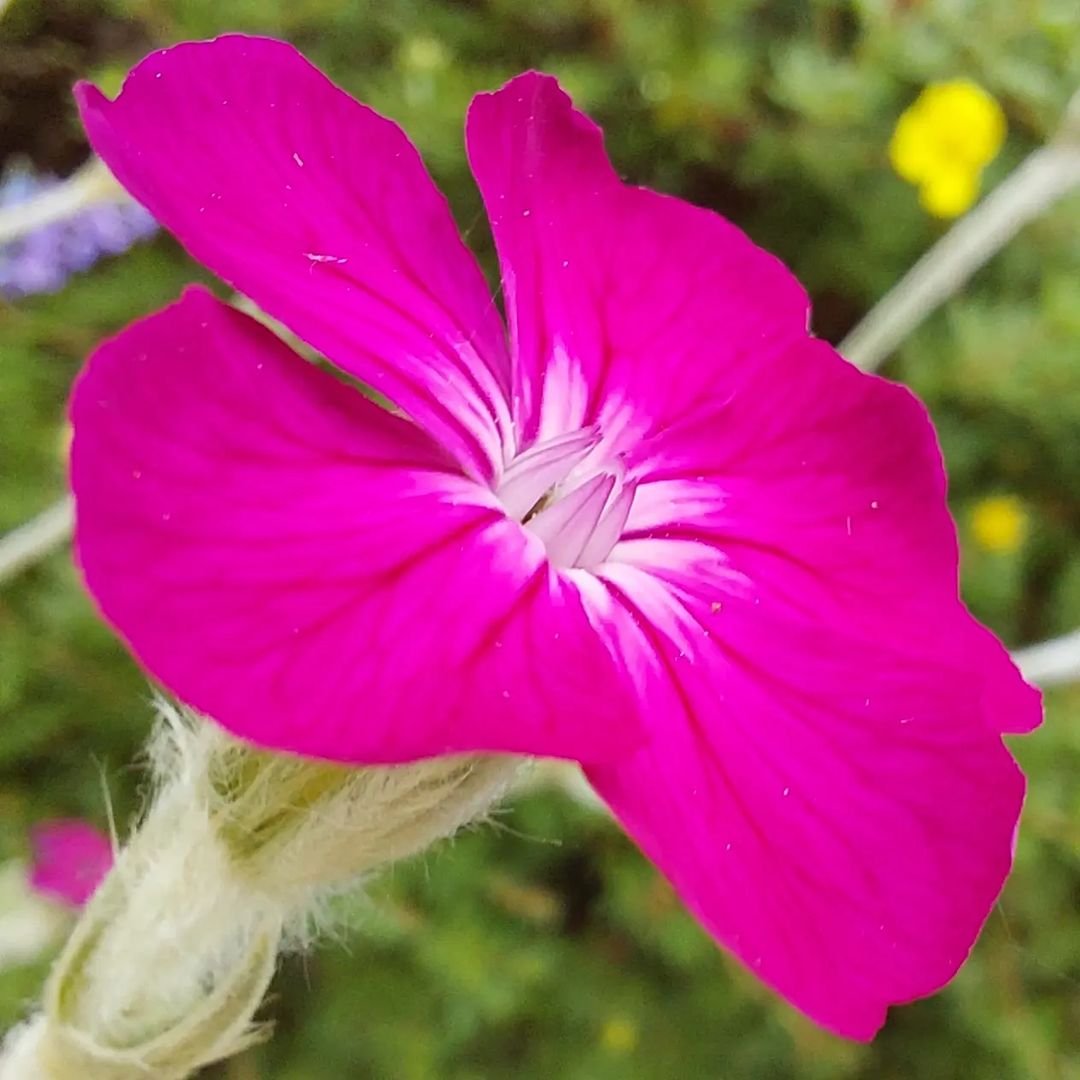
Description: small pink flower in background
xmin=28 ymin=820 xmax=112 ymax=908
xmin=69 ymin=37 xmax=1040 ymax=1039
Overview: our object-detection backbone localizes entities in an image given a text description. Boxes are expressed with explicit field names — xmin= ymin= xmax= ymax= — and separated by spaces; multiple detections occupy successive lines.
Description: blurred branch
xmin=0 ymin=497 xmax=73 ymax=585
xmin=841 ymin=89 xmax=1080 ymax=372
xmin=1014 ymin=630 xmax=1080 ymax=689
xmin=0 ymin=159 xmax=127 ymax=246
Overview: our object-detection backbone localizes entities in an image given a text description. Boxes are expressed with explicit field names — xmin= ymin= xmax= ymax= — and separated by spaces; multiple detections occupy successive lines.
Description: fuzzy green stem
xmin=0 ymin=705 xmax=520 ymax=1079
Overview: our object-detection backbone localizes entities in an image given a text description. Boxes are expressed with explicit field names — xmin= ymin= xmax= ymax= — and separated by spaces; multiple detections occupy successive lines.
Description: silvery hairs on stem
xmin=0 ymin=701 xmax=520 ymax=1079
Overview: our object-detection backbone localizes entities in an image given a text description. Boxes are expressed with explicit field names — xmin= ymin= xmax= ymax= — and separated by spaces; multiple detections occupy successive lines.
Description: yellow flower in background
xmin=970 ymin=495 xmax=1030 ymax=554
xmin=889 ymin=79 xmax=1006 ymax=218
xmin=600 ymin=1016 xmax=639 ymax=1055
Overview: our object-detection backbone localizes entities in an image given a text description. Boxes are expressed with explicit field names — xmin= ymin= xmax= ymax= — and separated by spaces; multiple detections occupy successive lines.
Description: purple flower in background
xmin=0 ymin=161 xmax=156 ymax=299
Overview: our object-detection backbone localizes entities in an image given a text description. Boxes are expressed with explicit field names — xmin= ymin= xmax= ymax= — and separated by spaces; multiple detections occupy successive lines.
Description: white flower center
xmin=496 ymin=428 xmax=637 ymax=569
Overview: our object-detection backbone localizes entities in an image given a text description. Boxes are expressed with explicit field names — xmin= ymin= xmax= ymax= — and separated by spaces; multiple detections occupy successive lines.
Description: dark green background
xmin=1 ymin=1 xmax=1078 ymax=1076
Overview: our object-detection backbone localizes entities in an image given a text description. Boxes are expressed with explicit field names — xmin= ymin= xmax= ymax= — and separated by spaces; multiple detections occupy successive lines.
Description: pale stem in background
xmin=0 ymin=498 xmax=74 ymax=586
xmin=0 ymin=159 xmax=129 ymax=246
xmin=1014 ymin=630 xmax=1080 ymax=689
xmin=841 ymin=89 xmax=1080 ymax=372
xmin=0 ymin=159 xmax=134 ymax=587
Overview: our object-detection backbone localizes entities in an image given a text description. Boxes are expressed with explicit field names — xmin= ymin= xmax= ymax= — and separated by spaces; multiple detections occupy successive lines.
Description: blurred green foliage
xmin=1 ymin=0 xmax=1078 ymax=1077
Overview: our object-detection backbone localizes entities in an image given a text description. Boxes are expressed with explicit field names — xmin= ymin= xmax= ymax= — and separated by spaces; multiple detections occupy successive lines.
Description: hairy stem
xmin=0 ymin=705 xmax=520 ymax=1079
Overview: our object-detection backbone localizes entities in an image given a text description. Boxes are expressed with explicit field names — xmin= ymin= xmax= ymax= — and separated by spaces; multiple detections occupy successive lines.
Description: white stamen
xmin=496 ymin=426 xmax=600 ymax=520
xmin=578 ymin=478 xmax=638 ymax=567
xmin=528 ymin=473 xmax=616 ymax=567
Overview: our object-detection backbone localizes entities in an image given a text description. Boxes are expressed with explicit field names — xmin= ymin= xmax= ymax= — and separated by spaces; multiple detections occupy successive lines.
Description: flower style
xmin=28 ymin=820 xmax=113 ymax=909
xmin=889 ymin=79 xmax=1007 ymax=219
xmin=70 ymin=37 xmax=1040 ymax=1039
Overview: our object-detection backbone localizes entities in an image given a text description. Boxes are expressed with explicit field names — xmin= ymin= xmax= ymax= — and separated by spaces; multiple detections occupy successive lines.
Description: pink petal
xmin=621 ymin=336 xmax=1041 ymax=738
xmin=70 ymin=288 xmax=642 ymax=765
xmin=465 ymin=72 xmax=809 ymax=453
xmin=29 ymin=820 xmax=113 ymax=908
xmin=77 ymin=35 xmax=511 ymax=483
xmin=575 ymin=337 xmax=1039 ymax=1037
xmin=585 ymin=568 xmax=1028 ymax=1039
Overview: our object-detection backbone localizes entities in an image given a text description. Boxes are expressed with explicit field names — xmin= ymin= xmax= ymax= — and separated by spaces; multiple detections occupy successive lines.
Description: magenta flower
xmin=29 ymin=820 xmax=113 ymax=909
xmin=70 ymin=37 xmax=1039 ymax=1038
